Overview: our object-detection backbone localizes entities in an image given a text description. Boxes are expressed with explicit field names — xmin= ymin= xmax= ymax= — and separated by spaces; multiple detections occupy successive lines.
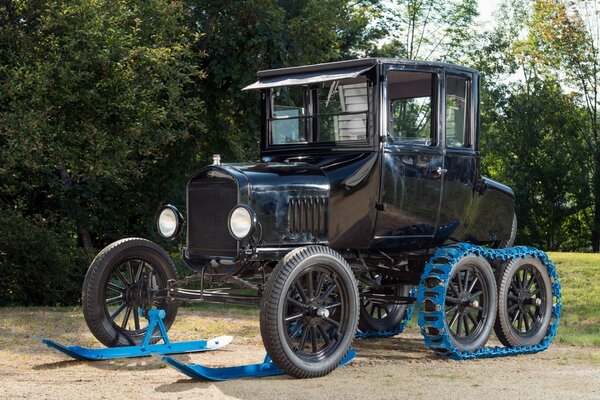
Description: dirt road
xmin=1 ymin=308 xmax=599 ymax=400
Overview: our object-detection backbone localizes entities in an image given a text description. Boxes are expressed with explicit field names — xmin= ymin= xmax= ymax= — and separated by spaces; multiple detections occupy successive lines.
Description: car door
xmin=437 ymin=70 xmax=479 ymax=244
xmin=372 ymin=67 xmax=444 ymax=250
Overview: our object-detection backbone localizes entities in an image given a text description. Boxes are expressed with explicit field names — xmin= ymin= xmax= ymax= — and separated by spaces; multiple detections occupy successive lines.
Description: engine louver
xmin=288 ymin=196 xmax=327 ymax=236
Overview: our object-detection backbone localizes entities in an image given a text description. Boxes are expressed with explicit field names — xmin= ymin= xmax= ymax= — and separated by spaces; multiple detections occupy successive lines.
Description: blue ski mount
xmin=42 ymin=309 xmax=232 ymax=361
xmin=161 ymin=349 xmax=357 ymax=381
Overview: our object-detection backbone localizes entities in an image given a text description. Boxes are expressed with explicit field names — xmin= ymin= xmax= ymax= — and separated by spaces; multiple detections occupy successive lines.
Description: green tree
xmin=524 ymin=0 xmax=600 ymax=251
xmin=0 ymin=0 xmax=205 ymax=303
xmin=368 ymin=0 xmax=479 ymax=62
xmin=188 ymin=0 xmax=382 ymax=163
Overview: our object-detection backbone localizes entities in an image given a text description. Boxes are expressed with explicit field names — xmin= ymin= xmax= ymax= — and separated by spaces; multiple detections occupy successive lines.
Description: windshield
xmin=270 ymin=78 xmax=371 ymax=145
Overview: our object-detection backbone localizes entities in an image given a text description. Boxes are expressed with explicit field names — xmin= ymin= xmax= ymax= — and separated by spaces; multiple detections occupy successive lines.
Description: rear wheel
xmin=444 ymin=255 xmax=497 ymax=352
xmin=359 ymin=275 xmax=411 ymax=332
xmin=260 ymin=246 xmax=359 ymax=379
xmin=494 ymin=257 xmax=553 ymax=347
xmin=82 ymin=238 xmax=179 ymax=347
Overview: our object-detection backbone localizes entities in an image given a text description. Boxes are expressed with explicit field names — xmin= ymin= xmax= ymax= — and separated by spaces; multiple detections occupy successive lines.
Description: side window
xmin=388 ymin=71 xmax=435 ymax=145
xmin=445 ymin=75 xmax=470 ymax=147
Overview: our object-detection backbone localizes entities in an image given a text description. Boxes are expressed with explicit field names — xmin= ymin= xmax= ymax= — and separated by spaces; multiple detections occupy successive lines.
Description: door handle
xmin=437 ymin=167 xmax=448 ymax=174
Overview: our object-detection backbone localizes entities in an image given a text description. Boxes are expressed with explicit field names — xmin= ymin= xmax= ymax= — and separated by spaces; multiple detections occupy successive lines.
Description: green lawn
xmin=549 ymin=252 xmax=600 ymax=346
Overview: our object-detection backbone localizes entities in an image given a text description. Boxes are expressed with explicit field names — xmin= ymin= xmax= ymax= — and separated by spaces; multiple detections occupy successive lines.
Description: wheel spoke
xmin=310 ymin=326 xmax=318 ymax=353
xmin=463 ymin=315 xmax=471 ymax=335
xmin=135 ymin=261 xmax=145 ymax=283
xmin=287 ymin=297 xmax=306 ymax=310
xmin=289 ymin=321 xmax=303 ymax=338
xmin=507 ymin=303 xmax=519 ymax=313
xmin=467 ymin=276 xmax=479 ymax=293
xmin=463 ymin=270 xmax=470 ymax=294
xmin=470 ymin=290 xmax=483 ymax=299
xmin=467 ymin=311 xmax=478 ymax=327
xmin=115 ymin=269 xmax=130 ymax=286
xmin=528 ymin=309 xmax=537 ymax=322
xmin=320 ymin=281 xmax=337 ymax=300
xmin=128 ymin=261 xmax=135 ymax=284
xmin=446 ymin=296 xmax=460 ymax=304
xmin=285 ymin=312 xmax=304 ymax=322
xmin=456 ymin=271 xmax=464 ymax=292
xmin=457 ymin=314 xmax=463 ymax=336
xmin=106 ymin=295 xmax=124 ymax=305
xmin=315 ymin=272 xmax=325 ymax=298
xmin=523 ymin=310 xmax=530 ymax=331
xmin=133 ymin=308 xmax=141 ymax=330
xmin=449 ymin=283 xmax=460 ymax=297
xmin=511 ymin=309 xmax=521 ymax=326
xmin=322 ymin=317 xmax=340 ymax=328
xmin=445 ymin=305 xmax=458 ymax=314
xmin=107 ymin=283 xmax=125 ymax=293
xmin=449 ymin=311 xmax=460 ymax=329
xmin=510 ymin=281 xmax=520 ymax=293
xmin=377 ymin=306 xmax=382 ymax=319
xmin=324 ymin=302 xmax=341 ymax=310
xmin=317 ymin=325 xmax=331 ymax=345
xmin=298 ymin=326 xmax=309 ymax=352
xmin=110 ymin=302 xmax=127 ymax=320
xmin=121 ymin=307 xmax=132 ymax=329
xmin=307 ymin=271 xmax=315 ymax=299
xmin=294 ymin=282 xmax=309 ymax=303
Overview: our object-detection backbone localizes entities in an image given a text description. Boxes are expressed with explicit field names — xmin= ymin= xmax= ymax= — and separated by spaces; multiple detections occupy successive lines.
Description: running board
xmin=161 ymin=349 xmax=357 ymax=381
xmin=42 ymin=309 xmax=232 ymax=361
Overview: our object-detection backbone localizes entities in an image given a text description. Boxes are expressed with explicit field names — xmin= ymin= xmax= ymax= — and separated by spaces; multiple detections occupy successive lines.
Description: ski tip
xmin=206 ymin=335 xmax=233 ymax=349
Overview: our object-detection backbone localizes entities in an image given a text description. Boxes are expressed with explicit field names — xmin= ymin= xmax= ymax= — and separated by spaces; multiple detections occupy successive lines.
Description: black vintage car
xmin=82 ymin=58 xmax=552 ymax=379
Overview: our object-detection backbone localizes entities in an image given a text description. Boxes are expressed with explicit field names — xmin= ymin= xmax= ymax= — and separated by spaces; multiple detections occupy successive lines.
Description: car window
xmin=387 ymin=71 xmax=435 ymax=145
xmin=390 ymin=96 xmax=432 ymax=144
xmin=445 ymin=75 xmax=470 ymax=148
xmin=270 ymin=79 xmax=370 ymax=145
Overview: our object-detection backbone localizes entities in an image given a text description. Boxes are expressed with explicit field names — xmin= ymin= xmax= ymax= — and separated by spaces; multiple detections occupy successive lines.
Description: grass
xmin=549 ymin=252 xmax=600 ymax=346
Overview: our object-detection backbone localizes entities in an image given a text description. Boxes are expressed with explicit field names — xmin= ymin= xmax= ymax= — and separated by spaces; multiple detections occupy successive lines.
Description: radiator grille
xmin=288 ymin=196 xmax=327 ymax=236
xmin=187 ymin=177 xmax=238 ymax=257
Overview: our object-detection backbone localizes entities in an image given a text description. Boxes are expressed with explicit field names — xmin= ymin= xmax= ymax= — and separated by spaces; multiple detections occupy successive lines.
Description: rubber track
xmin=417 ymin=243 xmax=562 ymax=360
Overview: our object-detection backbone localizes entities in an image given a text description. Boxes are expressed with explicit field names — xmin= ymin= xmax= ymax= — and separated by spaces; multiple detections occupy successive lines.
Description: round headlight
xmin=157 ymin=205 xmax=181 ymax=239
xmin=228 ymin=205 xmax=255 ymax=240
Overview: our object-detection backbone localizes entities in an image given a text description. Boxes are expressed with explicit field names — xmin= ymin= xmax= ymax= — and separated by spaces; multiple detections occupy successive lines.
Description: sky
xmin=477 ymin=0 xmax=503 ymax=25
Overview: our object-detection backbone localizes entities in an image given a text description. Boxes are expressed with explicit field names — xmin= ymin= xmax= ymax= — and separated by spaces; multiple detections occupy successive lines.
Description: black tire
xmin=358 ymin=277 xmax=411 ymax=332
xmin=82 ymin=238 xmax=179 ymax=347
xmin=498 ymin=213 xmax=517 ymax=249
xmin=260 ymin=246 xmax=359 ymax=379
xmin=494 ymin=257 xmax=553 ymax=347
xmin=444 ymin=255 xmax=497 ymax=352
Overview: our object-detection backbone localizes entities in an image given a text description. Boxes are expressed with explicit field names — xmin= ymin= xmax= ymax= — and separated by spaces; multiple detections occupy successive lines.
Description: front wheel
xmin=82 ymin=238 xmax=179 ymax=347
xmin=260 ymin=246 xmax=359 ymax=379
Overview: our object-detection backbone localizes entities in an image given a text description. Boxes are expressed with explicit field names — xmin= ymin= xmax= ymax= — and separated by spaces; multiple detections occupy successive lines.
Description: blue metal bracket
xmin=161 ymin=349 xmax=357 ymax=381
xmin=42 ymin=309 xmax=232 ymax=361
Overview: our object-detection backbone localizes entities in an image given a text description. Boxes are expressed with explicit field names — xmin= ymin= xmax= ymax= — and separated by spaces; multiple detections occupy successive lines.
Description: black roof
xmin=256 ymin=58 xmax=478 ymax=79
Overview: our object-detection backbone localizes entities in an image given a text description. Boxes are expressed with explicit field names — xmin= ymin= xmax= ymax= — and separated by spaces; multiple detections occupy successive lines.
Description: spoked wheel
xmin=260 ymin=246 xmax=359 ymax=379
xmin=444 ymin=255 xmax=497 ymax=352
xmin=82 ymin=238 xmax=179 ymax=347
xmin=359 ymin=273 xmax=411 ymax=332
xmin=494 ymin=257 xmax=553 ymax=347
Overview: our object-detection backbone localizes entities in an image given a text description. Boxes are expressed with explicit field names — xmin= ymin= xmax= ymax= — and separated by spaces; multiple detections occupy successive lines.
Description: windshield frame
xmin=261 ymin=73 xmax=377 ymax=153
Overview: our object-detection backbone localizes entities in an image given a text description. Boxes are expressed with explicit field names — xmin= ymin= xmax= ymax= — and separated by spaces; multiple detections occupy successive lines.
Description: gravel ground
xmin=1 ymin=308 xmax=599 ymax=400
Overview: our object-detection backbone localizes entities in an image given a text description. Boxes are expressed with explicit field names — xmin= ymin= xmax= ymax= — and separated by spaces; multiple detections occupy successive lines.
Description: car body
xmin=177 ymin=58 xmax=515 ymax=274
